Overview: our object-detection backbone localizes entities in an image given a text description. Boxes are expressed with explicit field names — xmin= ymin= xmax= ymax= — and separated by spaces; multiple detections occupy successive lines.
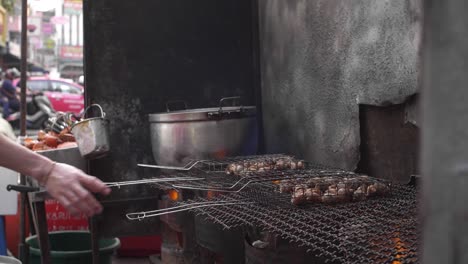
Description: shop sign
xmin=60 ymin=45 xmax=83 ymax=60
xmin=0 ymin=6 xmax=6 ymax=45
xmin=42 ymin=22 xmax=54 ymax=35
xmin=64 ymin=0 xmax=82 ymax=16
xmin=51 ymin=16 xmax=69 ymax=25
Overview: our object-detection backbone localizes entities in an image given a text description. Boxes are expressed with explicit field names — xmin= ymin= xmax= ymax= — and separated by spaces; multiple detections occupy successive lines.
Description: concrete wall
xmin=422 ymin=1 xmax=468 ymax=263
xmin=259 ymin=0 xmax=422 ymax=170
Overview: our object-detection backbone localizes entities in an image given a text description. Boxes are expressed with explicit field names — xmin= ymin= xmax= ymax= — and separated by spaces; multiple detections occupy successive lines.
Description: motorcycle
xmin=2 ymin=92 xmax=56 ymax=129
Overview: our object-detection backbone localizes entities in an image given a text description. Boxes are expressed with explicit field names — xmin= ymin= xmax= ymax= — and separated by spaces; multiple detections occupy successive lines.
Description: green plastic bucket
xmin=26 ymin=231 xmax=120 ymax=264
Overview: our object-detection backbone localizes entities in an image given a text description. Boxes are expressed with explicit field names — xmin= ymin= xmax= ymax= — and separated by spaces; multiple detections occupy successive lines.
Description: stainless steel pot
xmin=149 ymin=97 xmax=258 ymax=166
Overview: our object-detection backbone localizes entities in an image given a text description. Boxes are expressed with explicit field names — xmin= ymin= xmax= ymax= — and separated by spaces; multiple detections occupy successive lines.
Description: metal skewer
xmin=137 ymin=160 xmax=208 ymax=171
xmin=104 ymin=177 xmax=204 ymax=188
xmin=126 ymin=200 xmax=254 ymax=220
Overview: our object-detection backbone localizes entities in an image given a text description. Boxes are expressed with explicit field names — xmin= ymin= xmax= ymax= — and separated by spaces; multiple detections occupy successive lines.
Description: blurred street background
xmin=2 ymin=0 xmax=83 ymax=81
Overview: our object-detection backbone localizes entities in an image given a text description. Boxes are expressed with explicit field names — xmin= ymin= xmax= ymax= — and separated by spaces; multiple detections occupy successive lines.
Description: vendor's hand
xmin=44 ymin=163 xmax=111 ymax=217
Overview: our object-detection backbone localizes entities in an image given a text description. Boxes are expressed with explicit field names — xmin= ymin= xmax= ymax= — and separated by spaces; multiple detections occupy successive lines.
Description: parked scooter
xmin=2 ymin=92 xmax=56 ymax=129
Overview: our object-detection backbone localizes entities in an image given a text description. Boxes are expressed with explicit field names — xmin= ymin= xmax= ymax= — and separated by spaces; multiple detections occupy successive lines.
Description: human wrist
xmin=28 ymin=157 xmax=55 ymax=185
xmin=39 ymin=162 xmax=56 ymax=187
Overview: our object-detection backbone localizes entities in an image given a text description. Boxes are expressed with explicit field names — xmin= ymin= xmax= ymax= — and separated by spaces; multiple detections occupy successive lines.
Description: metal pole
xmin=18 ymin=0 xmax=28 ymax=262
xmin=20 ymin=0 xmax=27 ymax=135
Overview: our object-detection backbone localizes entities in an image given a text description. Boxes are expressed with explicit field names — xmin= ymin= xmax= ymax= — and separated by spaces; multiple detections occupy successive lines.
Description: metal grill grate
xmin=140 ymin=154 xmax=314 ymax=173
xmin=197 ymin=153 xmax=296 ymax=172
xmin=179 ymin=182 xmax=418 ymax=264
xmin=152 ymin=168 xmax=371 ymax=193
xmin=140 ymin=154 xmax=419 ymax=263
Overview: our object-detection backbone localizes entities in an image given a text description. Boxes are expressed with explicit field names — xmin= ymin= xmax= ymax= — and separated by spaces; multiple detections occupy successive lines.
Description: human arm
xmin=0 ymin=134 xmax=111 ymax=216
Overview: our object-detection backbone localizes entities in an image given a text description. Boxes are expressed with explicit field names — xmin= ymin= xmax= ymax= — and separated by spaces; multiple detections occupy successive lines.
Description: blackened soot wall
xmin=83 ymin=0 xmax=258 ymax=236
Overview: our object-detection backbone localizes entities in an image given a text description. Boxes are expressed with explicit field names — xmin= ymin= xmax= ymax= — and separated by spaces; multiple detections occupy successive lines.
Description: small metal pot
xmin=71 ymin=104 xmax=110 ymax=159
xmin=149 ymin=97 xmax=258 ymax=166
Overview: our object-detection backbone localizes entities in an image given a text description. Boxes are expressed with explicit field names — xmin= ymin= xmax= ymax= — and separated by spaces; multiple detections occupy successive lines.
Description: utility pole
xmin=18 ymin=0 xmax=27 ymax=261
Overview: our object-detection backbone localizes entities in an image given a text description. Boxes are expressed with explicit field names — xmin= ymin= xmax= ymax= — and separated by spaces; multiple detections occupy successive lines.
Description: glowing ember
xmin=168 ymin=189 xmax=180 ymax=201
xmin=392 ymin=232 xmax=407 ymax=264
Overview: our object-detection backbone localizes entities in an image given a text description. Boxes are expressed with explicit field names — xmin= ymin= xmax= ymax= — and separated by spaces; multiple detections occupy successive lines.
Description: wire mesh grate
xmin=180 ymin=182 xmax=418 ymax=264
xmin=141 ymin=154 xmax=419 ymax=263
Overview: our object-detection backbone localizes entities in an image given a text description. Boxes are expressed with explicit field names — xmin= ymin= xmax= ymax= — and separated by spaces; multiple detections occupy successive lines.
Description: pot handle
xmin=83 ymin=104 xmax=106 ymax=119
xmin=218 ymin=96 xmax=243 ymax=113
xmin=166 ymin=100 xmax=188 ymax=112
xmin=207 ymin=96 xmax=244 ymax=118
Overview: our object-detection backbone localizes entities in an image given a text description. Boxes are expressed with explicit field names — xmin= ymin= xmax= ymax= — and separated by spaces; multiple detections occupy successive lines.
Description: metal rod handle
xmin=126 ymin=201 xmax=254 ymax=220
xmin=135 ymin=200 xmax=241 ymax=214
xmin=104 ymin=177 xmax=204 ymax=188
xmin=6 ymin=185 xmax=40 ymax=193
xmin=83 ymin=104 xmax=105 ymax=119
xmin=137 ymin=160 xmax=206 ymax=171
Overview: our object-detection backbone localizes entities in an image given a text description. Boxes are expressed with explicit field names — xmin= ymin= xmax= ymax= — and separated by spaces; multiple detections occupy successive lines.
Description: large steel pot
xmin=149 ymin=97 xmax=258 ymax=166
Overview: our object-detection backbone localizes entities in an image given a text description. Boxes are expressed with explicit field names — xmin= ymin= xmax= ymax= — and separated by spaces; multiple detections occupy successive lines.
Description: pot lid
xmin=149 ymin=106 xmax=256 ymax=122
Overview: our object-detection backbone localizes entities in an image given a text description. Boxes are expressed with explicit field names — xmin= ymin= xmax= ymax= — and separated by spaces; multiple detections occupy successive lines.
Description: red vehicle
xmin=13 ymin=76 xmax=84 ymax=115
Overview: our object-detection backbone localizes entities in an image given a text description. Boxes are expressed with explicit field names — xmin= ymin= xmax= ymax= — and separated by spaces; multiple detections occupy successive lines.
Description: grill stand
xmin=194 ymin=214 xmax=245 ymax=264
xmin=244 ymin=226 xmax=324 ymax=264
xmin=159 ymin=200 xmax=200 ymax=263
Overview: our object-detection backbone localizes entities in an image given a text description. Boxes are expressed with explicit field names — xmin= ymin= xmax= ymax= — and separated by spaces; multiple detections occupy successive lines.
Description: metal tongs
xmin=104 ymin=177 xmax=204 ymax=188
xmin=126 ymin=199 xmax=254 ymax=220
xmin=46 ymin=112 xmax=82 ymax=134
